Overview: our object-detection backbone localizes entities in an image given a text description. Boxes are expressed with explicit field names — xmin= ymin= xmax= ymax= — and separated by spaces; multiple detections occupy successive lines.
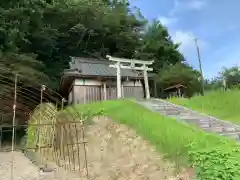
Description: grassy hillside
xmin=169 ymin=90 xmax=240 ymax=124
xmin=64 ymin=100 xmax=240 ymax=179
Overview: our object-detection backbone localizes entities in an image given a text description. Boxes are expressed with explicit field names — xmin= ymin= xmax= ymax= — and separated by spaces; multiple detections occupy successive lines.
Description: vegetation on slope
xmin=27 ymin=103 xmax=58 ymax=148
xmin=169 ymin=90 xmax=240 ymax=124
xmin=65 ymin=100 xmax=240 ymax=179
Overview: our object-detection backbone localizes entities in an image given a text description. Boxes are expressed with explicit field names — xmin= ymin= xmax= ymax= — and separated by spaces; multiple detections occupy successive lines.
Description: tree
xmin=157 ymin=63 xmax=201 ymax=97
xmin=134 ymin=20 xmax=184 ymax=72
xmin=0 ymin=0 xmax=187 ymax=92
xmin=204 ymin=77 xmax=223 ymax=91
xmin=219 ymin=66 xmax=240 ymax=89
xmin=0 ymin=0 xmax=194 ymax=124
xmin=199 ymin=66 xmax=240 ymax=91
xmin=0 ymin=0 xmax=147 ymax=88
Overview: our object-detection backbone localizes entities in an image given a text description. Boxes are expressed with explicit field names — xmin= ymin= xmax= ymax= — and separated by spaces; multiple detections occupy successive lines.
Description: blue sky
xmin=130 ymin=0 xmax=240 ymax=79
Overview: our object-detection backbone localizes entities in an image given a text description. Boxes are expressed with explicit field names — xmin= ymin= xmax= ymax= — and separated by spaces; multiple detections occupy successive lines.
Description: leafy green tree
xmin=221 ymin=66 xmax=240 ymax=77
xmin=0 ymin=0 xmax=185 ymax=90
xmin=134 ymin=20 xmax=184 ymax=72
xmin=0 ymin=0 xmax=147 ymax=88
xmin=204 ymin=78 xmax=223 ymax=91
xmin=201 ymin=66 xmax=240 ymax=91
xmin=219 ymin=66 xmax=240 ymax=89
xmin=157 ymin=63 xmax=201 ymax=97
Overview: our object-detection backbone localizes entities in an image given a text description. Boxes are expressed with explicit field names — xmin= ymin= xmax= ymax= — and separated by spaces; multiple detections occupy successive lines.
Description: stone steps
xmin=219 ymin=132 xmax=240 ymax=140
xmin=137 ymin=99 xmax=240 ymax=141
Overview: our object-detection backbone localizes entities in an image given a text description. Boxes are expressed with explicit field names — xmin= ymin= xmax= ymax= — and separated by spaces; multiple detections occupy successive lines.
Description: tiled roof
xmin=67 ymin=57 xmax=142 ymax=77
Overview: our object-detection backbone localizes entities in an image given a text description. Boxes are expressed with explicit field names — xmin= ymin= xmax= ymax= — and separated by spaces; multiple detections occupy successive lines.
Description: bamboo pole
xmin=10 ymin=74 xmax=18 ymax=180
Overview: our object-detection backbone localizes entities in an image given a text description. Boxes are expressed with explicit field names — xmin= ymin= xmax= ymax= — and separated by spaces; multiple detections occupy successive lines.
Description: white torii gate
xmin=106 ymin=55 xmax=154 ymax=99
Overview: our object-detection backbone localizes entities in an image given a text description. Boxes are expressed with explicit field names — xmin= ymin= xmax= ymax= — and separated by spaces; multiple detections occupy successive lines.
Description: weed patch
xmin=66 ymin=100 xmax=240 ymax=179
xmin=169 ymin=90 xmax=240 ymax=124
xmin=188 ymin=143 xmax=240 ymax=180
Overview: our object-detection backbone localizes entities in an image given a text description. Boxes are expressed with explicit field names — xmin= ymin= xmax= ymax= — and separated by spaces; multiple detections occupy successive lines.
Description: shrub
xmin=27 ymin=103 xmax=58 ymax=148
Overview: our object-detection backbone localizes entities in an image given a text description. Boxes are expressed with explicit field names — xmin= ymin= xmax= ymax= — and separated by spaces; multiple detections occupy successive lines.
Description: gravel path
xmin=0 ymin=151 xmax=81 ymax=180
xmin=137 ymin=99 xmax=240 ymax=140
xmin=0 ymin=151 xmax=50 ymax=180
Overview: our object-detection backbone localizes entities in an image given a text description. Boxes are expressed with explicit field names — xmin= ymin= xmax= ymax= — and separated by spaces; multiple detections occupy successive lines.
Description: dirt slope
xmin=83 ymin=116 xmax=194 ymax=180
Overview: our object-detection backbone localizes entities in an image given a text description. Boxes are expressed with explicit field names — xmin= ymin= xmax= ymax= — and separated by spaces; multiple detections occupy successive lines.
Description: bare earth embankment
xmin=84 ymin=116 xmax=194 ymax=180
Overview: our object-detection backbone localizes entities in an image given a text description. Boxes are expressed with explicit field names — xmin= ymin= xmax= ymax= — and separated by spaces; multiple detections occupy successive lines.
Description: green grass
xmin=64 ymin=100 xmax=237 ymax=168
xmin=169 ymin=90 xmax=240 ymax=124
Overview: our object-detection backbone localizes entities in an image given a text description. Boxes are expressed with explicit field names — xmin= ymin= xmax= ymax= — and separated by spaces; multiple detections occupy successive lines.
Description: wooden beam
xmin=106 ymin=55 xmax=154 ymax=65
xmin=109 ymin=64 xmax=153 ymax=71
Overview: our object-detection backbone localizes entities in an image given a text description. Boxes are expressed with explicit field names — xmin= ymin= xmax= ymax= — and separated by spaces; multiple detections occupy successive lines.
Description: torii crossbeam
xmin=106 ymin=55 xmax=154 ymax=99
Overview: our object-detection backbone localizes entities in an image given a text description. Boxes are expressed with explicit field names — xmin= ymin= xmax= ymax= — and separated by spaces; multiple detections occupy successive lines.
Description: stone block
xmin=210 ymin=126 xmax=224 ymax=133
xmin=199 ymin=123 xmax=211 ymax=128
xmin=222 ymin=126 xmax=236 ymax=132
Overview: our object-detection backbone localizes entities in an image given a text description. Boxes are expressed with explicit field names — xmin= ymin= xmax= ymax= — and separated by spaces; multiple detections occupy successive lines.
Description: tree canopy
xmin=157 ymin=63 xmax=201 ymax=97
xmin=203 ymin=66 xmax=240 ymax=91
xmin=219 ymin=66 xmax=240 ymax=89
xmin=134 ymin=20 xmax=185 ymax=72
xmin=0 ymin=0 xmax=195 ymax=91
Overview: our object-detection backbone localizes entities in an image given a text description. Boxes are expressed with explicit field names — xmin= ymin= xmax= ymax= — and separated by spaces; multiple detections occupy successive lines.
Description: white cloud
xmin=157 ymin=0 xmax=208 ymax=69
xmin=188 ymin=0 xmax=206 ymax=10
xmin=157 ymin=18 xmax=208 ymax=57
xmin=172 ymin=31 xmax=194 ymax=51
xmin=160 ymin=0 xmax=206 ymax=28
xmin=171 ymin=30 xmax=208 ymax=52
xmin=169 ymin=0 xmax=180 ymax=16
xmin=170 ymin=30 xmax=210 ymax=77
xmin=170 ymin=0 xmax=206 ymax=16
xmin=158 ymin=16 xmax=178 ymax=27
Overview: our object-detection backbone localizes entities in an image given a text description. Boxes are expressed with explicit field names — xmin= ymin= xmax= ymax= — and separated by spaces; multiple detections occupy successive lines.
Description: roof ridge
xmin=71 ymin=56 xmax=110 ymax=65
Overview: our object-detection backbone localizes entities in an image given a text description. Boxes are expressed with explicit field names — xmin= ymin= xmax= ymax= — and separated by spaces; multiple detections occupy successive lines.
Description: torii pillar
xmin=106 ymin=55 xmax=154 ymax=100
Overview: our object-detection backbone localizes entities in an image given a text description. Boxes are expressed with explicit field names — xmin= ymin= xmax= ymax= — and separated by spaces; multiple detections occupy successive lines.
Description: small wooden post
xmin=223 ymin=78 xmax=227 ymax=91
xmin=103 ymin=82 xmax=107 ymax=100
xmin=72 ymin=86 xmax=75 ymax=104
xmin=121 ymin=84 xmax=124 ymax=98
xmin=61 ymin=98 xmax=65 ymax=109
xmin=10 ymin=74 xmax=18 ymax=180
xmin=39 ymin=85 xmax=45 ymax=169
xmin=178 ymin=88 xmax=181 ymax=97
xmin=83 ymin=79 xmax=86 ymax=104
